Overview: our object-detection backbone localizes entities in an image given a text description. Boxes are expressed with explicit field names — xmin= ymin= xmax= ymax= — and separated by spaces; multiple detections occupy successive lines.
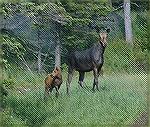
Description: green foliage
xmin=0 ymin=85 xmax=8 ymax=109
xmin=0 ymin=2 xmax=71 ymax=72
xmin=132 ymin=11 xmax=149 ymax=51
xmin=2 ymin=34 xmax=26 ymax=62
xmin=2 ymin=79 xmax=15 ymax=89
xmin=62 ymin=31 xmax=98 ymax=53
xmin=147 ymin=9 xmax=150 ymax=51
xmin=60 ymin=0 xmax=112 ymax=54
xmin=104 ymin=39 xmax=149 ymax=74
xmin=104 ymin=40 xmax=134 ymax=73
xmin=60 ymin=0 xmax=110 ymax=19
xmin=0 ymin=78 xmax=15 ymax=109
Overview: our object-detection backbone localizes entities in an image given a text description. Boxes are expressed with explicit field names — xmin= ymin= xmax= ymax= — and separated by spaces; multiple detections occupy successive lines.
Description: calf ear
xmin=55 ymin=66 xmax=58 ymax=71
xmin=106 ymin=28 xmax=110 ymax=33
xmin=55 ymin=66 xmax=60 ymax=71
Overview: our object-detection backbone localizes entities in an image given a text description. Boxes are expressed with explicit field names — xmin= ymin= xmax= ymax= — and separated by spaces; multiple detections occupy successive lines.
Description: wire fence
xmin=0 ymin=1 xmax=149 ymax=127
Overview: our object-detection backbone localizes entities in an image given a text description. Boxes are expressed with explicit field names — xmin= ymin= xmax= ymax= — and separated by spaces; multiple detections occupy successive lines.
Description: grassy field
xmin=1 ymin=69 xmax=148 ymax=127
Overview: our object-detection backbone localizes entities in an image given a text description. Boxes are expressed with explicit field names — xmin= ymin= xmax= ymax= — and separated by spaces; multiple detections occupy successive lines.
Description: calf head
xmin=44 ymin=66 xmax=62 ymax=98
xmin=51 ymin=66 xmax=60 ymax=78
xmin=95 ymin=26 xmax=110 ymax=47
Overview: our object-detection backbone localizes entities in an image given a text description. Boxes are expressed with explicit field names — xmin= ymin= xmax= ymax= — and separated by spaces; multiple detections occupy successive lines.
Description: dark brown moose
xmin=66 ymin=27 xmax=110 ymax=95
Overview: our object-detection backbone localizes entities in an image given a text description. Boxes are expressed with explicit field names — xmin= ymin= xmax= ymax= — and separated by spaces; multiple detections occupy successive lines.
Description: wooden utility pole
xmin=55 ymin=22 xmax=61 ymax=67
xmin=124 ymin=0 xmax=133 ymax=44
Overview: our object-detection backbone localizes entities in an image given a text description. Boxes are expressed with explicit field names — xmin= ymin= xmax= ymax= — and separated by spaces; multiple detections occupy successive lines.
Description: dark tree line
xmin=0 ymin=0 xmax=149 ymax=73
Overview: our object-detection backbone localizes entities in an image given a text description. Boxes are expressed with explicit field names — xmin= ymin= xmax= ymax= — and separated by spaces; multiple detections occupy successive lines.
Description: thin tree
xmin=54 ymin=22 xmax=62 ymax=67
xmin=108 ymin=0 xmax=112 ymax=7
xmin=124 ymin=0 xmax=133 ymax=44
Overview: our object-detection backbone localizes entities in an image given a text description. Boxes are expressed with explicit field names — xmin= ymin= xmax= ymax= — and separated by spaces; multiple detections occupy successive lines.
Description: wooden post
xmin=124 ymin=0 xmax=133 ymax=44
xmin=55 ymin=22 xmax=61 ymax=67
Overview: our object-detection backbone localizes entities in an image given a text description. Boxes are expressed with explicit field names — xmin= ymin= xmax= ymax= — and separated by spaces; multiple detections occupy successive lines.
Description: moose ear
xmin=106 ymin=28 xmax=110 ymax=33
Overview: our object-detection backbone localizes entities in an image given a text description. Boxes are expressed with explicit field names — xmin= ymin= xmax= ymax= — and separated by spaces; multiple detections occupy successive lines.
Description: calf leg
xmin=45 ymin=85 xmax=49 ymax=94
xmin=44 ymin=85 xmax=50 ymax=100
xmin=55 ymin=86 xmax=59 ymax=98
xmin=66 ymin=68 xmax=74 ymax=95
xmin=92 ymin=68 xmax=99 ymax=91
xmin=78 ymin=72 xmax=85 ymax=87
xmin=49 ymin=87 xmax=53 ymax=93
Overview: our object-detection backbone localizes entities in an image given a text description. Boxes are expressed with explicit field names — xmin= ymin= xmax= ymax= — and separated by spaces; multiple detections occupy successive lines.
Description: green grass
xmin=2 ymin=70 xmax=147 ymax=127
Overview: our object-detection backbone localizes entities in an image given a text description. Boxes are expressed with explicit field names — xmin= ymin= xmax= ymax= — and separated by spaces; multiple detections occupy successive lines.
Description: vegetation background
xmin=0 ymin=0 xmax=149 ymax=127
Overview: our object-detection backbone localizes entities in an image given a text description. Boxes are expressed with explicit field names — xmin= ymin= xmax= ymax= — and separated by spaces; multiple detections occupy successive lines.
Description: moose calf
xmin=44 ymin=66 xmax=62 ymax=98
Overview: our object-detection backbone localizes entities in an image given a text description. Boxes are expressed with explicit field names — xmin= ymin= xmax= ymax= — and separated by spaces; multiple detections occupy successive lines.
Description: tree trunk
xmin=0 ymin=45 xmax=4 ymax=79
xmin=55 ymin=32 xmax=61 ymax=67
xmin=38 ymin=50 xmax=42 ymax=73
xmin=108 ymin=0 xmax=112 ymax=7
xmin=20 ymin=56 xmax=33 ymax=74
xmin=55 ymin=22 xmax=61 ymax=67
xmin=124 ymin=0 xmax=133 ymax=44
xmin=148 ymin=8 xmax=150 ymax=49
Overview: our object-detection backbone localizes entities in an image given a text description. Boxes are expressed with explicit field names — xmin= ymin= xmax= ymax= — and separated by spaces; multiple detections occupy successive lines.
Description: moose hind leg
xmin=78 ymin=72 xmax=85 ymax=88
xmin=66 ymin=68 xmax=74 ymax=95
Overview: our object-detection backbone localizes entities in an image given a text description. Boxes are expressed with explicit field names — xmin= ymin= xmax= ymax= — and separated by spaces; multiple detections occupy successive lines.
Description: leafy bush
xmin=104 ymin=40 xmax=134 ymax=73
xmin=132 ymin=11 xmax=149 ymax=51
xmin=0 ymin=85 xmax=8 ymax=109
xmin=0 ymin=78 xmax=15 ymax=109
xmin=2 ymin=79 xmax=15 ymax=89
xmin=133 ymin=39 xmax=149 ymax=70
xmin=104 ymin=39 xmax=149 ymax=74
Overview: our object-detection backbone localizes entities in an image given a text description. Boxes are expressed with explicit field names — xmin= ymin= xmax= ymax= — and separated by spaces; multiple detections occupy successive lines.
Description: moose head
xmin=95 ymin=26 xmax=110 ymax=47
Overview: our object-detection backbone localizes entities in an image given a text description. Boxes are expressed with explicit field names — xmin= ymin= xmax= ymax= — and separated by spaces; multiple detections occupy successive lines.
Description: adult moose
xmin=66 ymin=27 xmax=110 ymax=95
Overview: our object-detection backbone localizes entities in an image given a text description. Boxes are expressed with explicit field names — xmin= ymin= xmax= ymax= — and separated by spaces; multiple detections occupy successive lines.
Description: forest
xmin=0 ymin=0 xmax=150 ymax=127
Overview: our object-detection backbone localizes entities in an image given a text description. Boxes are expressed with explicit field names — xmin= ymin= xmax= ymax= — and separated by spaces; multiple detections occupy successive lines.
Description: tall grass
xmin=6 ymin=91 xmax=48 ymax=127
xmin=3 ymin=71 xmax=147 ymax=127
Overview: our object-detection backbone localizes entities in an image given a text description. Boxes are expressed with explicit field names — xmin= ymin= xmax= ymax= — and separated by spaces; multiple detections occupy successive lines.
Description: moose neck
xmin=99 ymin=40 xmax=106 ymax=50
xmin=94 ymin=41 xmax=105 ymax=55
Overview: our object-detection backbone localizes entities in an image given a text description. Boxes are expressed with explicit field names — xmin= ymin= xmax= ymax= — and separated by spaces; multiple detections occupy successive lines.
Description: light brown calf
xmin=44 ymin=67 xmax=62 ymax=98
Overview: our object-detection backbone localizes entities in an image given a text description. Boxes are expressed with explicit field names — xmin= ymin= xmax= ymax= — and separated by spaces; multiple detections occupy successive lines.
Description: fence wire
xmin=0 ymin=1 xmax=149 ymax=127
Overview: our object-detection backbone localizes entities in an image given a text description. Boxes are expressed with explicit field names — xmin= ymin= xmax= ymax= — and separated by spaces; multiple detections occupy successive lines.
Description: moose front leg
xmin=92 ymin=67 xmax=99 ymax=91
xmin=98 ymin=64 xmax=103 ymax=77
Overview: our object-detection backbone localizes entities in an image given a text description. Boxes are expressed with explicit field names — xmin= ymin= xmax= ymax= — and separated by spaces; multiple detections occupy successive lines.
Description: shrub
xmin=104 ymin=40 xmax=134 ymax=73
xmin=2 ymin=79 xmax=15 ymax=89
xmin=0 ymin=78 xmax=15 ymax=109
xmin=104 ymin=39 xmax=149 ymax=74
